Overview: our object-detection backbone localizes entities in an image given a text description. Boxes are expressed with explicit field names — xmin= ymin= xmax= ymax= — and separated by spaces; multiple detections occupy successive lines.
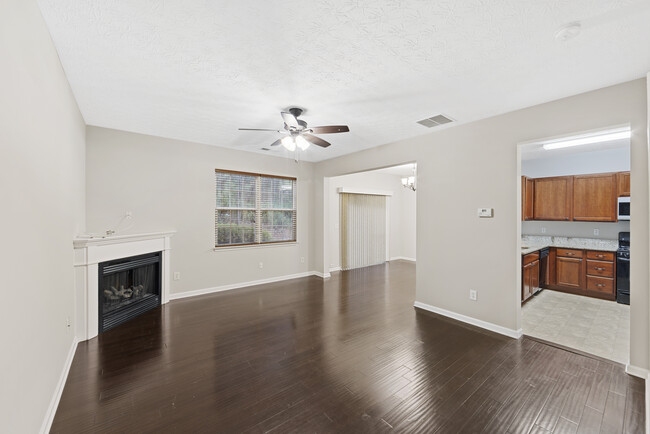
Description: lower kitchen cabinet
xmin=522 ymin=252 xmax=539 ymax=304
xmin=556 ymin=256 xmax=583 ymax=289
xmin=548 ymin=248 xmax=615 ymax=300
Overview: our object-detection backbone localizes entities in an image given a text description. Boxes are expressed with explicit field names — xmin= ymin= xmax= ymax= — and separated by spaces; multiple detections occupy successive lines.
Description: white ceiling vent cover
xmin=416 ymin=114 xmax=454 ymax=128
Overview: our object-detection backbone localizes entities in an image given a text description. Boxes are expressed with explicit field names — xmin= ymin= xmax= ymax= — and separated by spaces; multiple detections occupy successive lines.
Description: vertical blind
xmin=340 ymin=193 xmax=387 ymax=270
xmin=215 ymin=170 xmax=296 ymax=247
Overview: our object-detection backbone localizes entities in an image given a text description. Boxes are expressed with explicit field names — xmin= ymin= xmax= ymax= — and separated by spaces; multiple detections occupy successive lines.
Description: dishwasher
xmin=536 ymin=247 xmax=549 ymax=294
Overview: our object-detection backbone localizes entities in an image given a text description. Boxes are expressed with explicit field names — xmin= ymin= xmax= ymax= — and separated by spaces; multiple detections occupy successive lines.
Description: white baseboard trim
xmin=40 ymin=337 xmax=78 ymax=434
xmin=414 ymin=301 xmax=523 ymax=339
xmin=169 ymin=271 xmax=328 ymax=301
xmin=390 ymin=256 xmax=416 ymax=262
xmin=625 ymin=363 xmax=649 ymax=379
xmin=329 ymin=266 xmax=342 ymax=273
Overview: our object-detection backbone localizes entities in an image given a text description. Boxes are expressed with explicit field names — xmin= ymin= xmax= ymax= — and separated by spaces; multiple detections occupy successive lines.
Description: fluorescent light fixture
xmin=542 ymin=127 xmax=631 ymax=151
xmin=281 ymin=136 xmax=296 ymax=151
xmin=295 ymin=135 xmax=310 ymax=150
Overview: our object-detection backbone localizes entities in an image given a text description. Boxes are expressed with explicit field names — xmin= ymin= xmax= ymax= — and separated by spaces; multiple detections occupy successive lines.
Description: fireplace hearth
xmin=99 ymin=252 xmax=161 ymax=333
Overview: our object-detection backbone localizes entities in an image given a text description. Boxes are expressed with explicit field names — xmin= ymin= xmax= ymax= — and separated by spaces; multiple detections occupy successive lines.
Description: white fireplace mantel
xmin=73 ymin=231 xmax=175 ymax=341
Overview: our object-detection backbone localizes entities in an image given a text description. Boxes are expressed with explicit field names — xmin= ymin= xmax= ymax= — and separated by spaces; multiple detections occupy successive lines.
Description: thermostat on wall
xmin=478 ymin=208 xmax=494 ymax=218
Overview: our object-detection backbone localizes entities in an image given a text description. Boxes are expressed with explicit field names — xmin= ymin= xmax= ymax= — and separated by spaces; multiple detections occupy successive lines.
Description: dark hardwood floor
xmin=52 ymin=261 xmax=644 ymax=433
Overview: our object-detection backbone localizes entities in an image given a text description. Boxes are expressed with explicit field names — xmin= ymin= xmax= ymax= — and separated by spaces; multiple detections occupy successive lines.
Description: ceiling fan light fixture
xmin=281 ymin=136 xmax=296 ymax=151
xmin=295 ymin=135 xmax=310 ymax=150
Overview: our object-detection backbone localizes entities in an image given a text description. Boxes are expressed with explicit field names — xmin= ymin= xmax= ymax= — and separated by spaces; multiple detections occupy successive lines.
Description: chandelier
xmin=401 ymin=164 xmax=416 ymax=191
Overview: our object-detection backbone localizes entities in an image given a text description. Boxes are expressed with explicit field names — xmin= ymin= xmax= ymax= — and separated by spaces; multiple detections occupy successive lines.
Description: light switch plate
xmin=478 ymin=208 xmax=494 ymax=218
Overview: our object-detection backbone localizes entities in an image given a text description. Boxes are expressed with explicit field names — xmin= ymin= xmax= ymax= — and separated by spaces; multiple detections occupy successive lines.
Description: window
xmin=215 ymin=170 xmax=296 ymax=247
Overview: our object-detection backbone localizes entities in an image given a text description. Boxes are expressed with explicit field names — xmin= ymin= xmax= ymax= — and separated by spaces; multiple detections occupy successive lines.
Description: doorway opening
xmin=325 ymin=163 xmax=417 ymax=274
xmin=517 ymin=126 xmax=631 ymax=364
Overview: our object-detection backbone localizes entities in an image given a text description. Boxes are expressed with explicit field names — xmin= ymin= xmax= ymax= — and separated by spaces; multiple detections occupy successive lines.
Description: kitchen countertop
xmin=521 ymin=235 xmax=618 ymax=255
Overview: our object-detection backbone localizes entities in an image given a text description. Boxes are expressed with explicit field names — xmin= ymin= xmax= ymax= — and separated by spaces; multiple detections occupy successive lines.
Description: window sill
xmin=212 ymin=242 xmax=298 ymax=252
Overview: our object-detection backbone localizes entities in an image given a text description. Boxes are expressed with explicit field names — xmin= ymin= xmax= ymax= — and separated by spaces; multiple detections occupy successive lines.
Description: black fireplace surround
xmin=99 ymin=251 xmax=161 ymax=333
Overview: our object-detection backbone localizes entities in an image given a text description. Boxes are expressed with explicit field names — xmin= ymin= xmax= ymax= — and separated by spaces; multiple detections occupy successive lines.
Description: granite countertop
xmin=521 ymin=235 xmax=618 ymax=255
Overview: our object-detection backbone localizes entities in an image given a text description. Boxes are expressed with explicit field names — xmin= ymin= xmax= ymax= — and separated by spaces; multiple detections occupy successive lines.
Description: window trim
xmin=214 ymin=169 xmax=297 ymax=248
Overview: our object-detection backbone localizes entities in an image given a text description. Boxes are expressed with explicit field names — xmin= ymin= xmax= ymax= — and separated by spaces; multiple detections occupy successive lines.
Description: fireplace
xmin=98 ymin=251 xmax=161 ymax=333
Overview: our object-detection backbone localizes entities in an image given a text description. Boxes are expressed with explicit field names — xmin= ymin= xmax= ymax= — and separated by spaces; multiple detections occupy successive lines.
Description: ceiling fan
xmin=238 ymin=108 xmax=349 ymax=151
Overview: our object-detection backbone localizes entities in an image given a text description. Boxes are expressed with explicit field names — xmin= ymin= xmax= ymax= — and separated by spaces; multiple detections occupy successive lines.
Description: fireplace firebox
xmin=98 ymin=251 xmax=161 ymax=333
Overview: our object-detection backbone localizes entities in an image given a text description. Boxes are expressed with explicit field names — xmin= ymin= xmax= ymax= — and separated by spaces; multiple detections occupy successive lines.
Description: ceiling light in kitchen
xmin=541 ymin=127 xmax=631 ymax=151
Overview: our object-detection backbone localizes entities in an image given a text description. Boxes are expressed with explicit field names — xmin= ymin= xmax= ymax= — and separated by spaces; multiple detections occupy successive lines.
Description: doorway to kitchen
xmin=517 ymin=126 xmax=631 ymax=364
xmin=325 ymin=163 xmax=417 ymax=274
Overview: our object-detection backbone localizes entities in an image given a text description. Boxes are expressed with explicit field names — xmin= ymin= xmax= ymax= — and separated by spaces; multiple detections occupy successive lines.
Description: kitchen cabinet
xmin=548 ymin=248 xmax=615 ymax=300
xmin=572 ymin=173 xmax=617 ymax=222
xmin=533 ymin=176 xmax=573 ymax=221
xmin=617 ymin=171 xmax=630 ymax=197
xmin=521 ymin=176 xmax=534 ymax=221
xmin=524 ymin=171 xmax=629 ymax=222
xmin=556 ymin=256 xmax=583 ymax=289
xmin=585 ymin=251 xmax=616 ymax=299
xmin=522 ymin=251 xmax=539 ymax=304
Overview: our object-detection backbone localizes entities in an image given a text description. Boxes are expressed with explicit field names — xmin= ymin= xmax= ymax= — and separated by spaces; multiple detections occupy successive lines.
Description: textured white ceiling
xmin=37 ymin=0 xmax=650 ymax=162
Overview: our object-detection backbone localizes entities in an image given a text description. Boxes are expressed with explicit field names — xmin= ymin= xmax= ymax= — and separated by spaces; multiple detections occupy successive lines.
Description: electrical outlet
xmin=469 ymin=290 xmax=478 ymax=301
xmin=594 ymin=228 xmax=600 ymax=236
xmin=259 ymin=262 xmax=264 ymax=269
xmin=125 ymin=211 xmax=132 ymax=218
xmin=541 ymin=227 xmax=546 ymax=234
xmin=300 ymin=257 xmax=305 ymax=263
xmin=173 ymin=272 xmax=181 ymax=281
xmin=66 ymin=317 xmax=71 ymax=328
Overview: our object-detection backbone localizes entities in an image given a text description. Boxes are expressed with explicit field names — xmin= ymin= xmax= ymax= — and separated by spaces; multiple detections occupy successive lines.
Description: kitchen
xmin=519 ymin=127 xmax=631 ymax=364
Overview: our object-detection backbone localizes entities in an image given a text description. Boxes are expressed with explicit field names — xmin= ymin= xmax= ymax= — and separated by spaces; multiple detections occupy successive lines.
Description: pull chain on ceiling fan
xmin=239 ymin=108 xmax=349 ymax=151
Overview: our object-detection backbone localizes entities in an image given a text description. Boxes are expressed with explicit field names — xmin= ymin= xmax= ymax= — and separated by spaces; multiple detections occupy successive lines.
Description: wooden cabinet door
xmin=522 ymin=177 xmax=534 ymax=221
xmin=556 ymin=257 xmax=582 ymax=289
xmin=534 ymin=176 xmax=573 ymax=221
xmin=617 ymin=172 xmax=630 ymax=197
xmin=573 ymin=173 xmax=617 ymax=222
xmin=522 ymin=262 xmax=532 ymax=302
xmin=530 ymin=260 xmax=539 ymax=294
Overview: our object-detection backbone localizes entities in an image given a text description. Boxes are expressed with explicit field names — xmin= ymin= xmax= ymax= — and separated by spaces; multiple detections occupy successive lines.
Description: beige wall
xmin=327 ymin=171 xmax=416 ymax=270
xmin=86 ymin=127 xmax=315 ymax=295
xmin=312 ymin=79 xmax=649 ymax=371
xmin=0 ymin=0 xmax=86 ymax=432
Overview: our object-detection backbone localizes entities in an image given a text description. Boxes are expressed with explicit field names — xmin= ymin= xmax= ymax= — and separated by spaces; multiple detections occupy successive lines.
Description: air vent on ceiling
xmin=416 ymin=114 xmax=454 ymax=128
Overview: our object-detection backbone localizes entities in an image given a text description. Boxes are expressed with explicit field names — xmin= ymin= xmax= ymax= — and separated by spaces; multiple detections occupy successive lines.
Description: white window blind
xmin=340 ymin=193 xmax=387 ymax=270
xmin=215 ymin=170 xmax=296 ymax=247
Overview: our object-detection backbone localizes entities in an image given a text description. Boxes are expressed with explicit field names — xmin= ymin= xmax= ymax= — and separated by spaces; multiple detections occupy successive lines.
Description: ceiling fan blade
xmin=303 ymin=134 xmax=331 ymax=148
xmin=310 ymin=125 xmax=350 ymax=134
xmin=281 ymin=112 xmax=299 ymax=128
xmin=269 ymin=139 xmax=282 ymax=147
xmin=239 ymin=128 xmax=281 ymax=132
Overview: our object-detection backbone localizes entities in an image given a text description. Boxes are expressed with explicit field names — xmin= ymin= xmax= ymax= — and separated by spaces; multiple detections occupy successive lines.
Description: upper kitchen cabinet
xmin=617 ymin=171 xmax=630 ymax=197
xmin=533 ymin=176 xmax=573 ymax=221
xmin=572 ymin=173 xmax=617 ymax=222
xmin=521 ymin=176 xmax=534 ymax=221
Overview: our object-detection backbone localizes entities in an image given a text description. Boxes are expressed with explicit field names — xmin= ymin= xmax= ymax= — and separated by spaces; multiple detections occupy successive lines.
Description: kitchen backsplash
xmin=522 ymin=220 xmax=629 ymax=240
xmin=522 ymin=235 xmax=618 ymax=251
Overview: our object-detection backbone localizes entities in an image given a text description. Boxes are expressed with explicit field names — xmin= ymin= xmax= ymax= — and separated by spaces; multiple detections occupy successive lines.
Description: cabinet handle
xmin=596 ymin=255 xmax=604 ymax=258
xmin=567 ymin=253 xmax=575 ymax=255
xmin=597 ymin=284 xmax=605 ymax=287
xmin=595 ymin=267 xmax=605 ymax=271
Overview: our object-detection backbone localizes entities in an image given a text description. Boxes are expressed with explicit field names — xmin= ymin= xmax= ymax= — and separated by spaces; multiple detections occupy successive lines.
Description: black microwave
xmin=617 ymin=197 xmax=630 ymax=220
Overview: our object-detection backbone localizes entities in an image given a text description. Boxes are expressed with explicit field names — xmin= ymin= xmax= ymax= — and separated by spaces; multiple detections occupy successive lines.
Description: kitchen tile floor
xmin=522 ymin=290 xmax=630 ymax=364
